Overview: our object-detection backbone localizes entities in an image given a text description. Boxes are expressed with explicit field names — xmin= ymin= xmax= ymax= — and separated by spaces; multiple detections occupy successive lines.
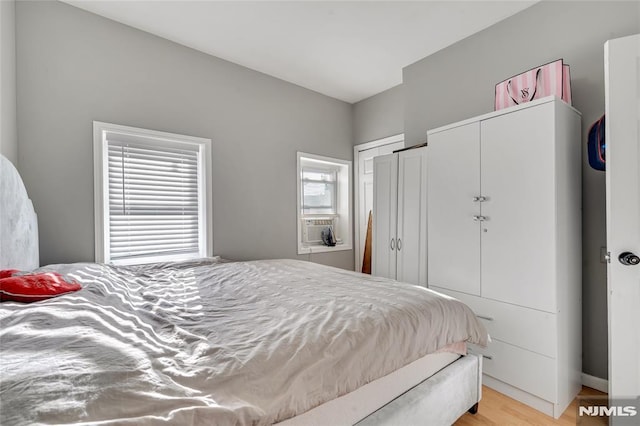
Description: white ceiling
xmin=62 ymin=1 xmax=537 ymax=104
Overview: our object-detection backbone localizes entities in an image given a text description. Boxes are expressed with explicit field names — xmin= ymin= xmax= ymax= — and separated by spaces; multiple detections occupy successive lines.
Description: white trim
xmin=581 ymin=373 xmax=609 ymax=393
xmin=353 ymin=133 xmax=404 ymax=272
xmin=93 ymin=121 xmax=212 ymax=264
xmin=93 ymin=124 xmax=107 ymax=263
xmin=354 ymin=133 xmax=404 ymax=152
xmin=301 ymin=244 xmax=352 ymax=255
xmin=297 ymin=152 xmax=352 ymax=255
xmin=204 ymin=141 xmax=213 ymax=259
xmin=94 ymin=121 xmax=211 ymax=147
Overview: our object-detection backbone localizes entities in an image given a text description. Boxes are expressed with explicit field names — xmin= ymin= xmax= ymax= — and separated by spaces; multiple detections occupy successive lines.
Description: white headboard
xmin=0 ymin=155 xmax=39 ymax=270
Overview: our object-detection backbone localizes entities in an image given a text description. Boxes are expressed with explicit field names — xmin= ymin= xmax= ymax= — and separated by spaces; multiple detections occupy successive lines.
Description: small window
xmin=301 ymin=167 xmax=337 ymax=215
xmin=94 ymin=122 xmax=212 ymax=265
xmin=297 ymin=152 xmax=352 ymax=254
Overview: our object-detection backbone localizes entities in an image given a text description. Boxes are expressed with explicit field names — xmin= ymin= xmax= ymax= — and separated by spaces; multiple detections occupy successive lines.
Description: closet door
xmin=372 ymin=154 xmax=398 ymax=279
xmin=480 ymin=103 xmax=557 ymax=312
xmin=396 ymin=148 xmax=427 ymax=286
xmin=427 ymin=123 xmax=481 ymax=295
xmin=356 ymin=140 xmax=404 ymax=272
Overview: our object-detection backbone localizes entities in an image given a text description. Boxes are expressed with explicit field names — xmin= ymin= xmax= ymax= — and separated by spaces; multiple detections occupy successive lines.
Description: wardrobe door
xmin=480 ymin=103 xmax=557 ymax=312
xmin=427 ymin=123 xmax=481 ymax=295
xmin=396 ymin=148 xmax=427 ymax=286
xmin=372 ymin=153 xmax=398 ymax=280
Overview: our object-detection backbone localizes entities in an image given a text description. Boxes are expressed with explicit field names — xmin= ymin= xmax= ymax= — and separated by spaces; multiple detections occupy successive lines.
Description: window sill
xmin=298 ymin=243 xmax=352 ymax=255
xmin=109 ymin=251 xmax=207 ymax=266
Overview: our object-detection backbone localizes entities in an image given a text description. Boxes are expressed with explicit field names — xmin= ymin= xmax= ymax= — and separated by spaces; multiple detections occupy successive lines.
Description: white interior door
xmin=358 ymin=147 xmax=378 ymax=272
xmin=605 ymin=34 xmax=640 ymax=405
xmin=355 ymin=139 xmax=404 ymax=272
xmin=396 ymin=148 xmax=427 ymax=286
xmin=372 ymin=153 xmax=398 ymax=279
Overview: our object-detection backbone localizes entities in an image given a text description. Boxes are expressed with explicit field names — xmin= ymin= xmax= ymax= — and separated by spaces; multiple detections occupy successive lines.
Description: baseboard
xmin=581 ymin=373 xmax=608 ymax=393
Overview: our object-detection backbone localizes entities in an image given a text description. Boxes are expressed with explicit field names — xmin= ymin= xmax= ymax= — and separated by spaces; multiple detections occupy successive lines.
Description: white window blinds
xmin=95 ymin=122 xmax=211 ymax=265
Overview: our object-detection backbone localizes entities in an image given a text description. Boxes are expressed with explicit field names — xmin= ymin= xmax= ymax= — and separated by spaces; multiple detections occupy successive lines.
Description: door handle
xmin=618 ymin=252 xmax=640 ymax=266
xmin=390 ymin=238 xmax=395 ymax=251
xmin=397 ymin=238 xmax=402 ymax=251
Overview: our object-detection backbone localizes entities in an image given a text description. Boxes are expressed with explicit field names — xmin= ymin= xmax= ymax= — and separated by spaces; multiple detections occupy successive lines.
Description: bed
xmin=0 ymin=154 xmax=488 ymax=425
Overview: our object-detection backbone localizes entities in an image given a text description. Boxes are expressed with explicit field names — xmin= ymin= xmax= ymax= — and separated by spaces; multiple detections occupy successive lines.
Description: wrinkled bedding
xmin=0 ymin=259 xmax=488 ymax=425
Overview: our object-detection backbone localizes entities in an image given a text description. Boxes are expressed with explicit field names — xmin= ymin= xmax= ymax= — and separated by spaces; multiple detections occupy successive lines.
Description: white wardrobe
xmin=427 ymin=97 xmax=582 ymax=418
xmin=372 ymin=147 xmax=427 ymax=286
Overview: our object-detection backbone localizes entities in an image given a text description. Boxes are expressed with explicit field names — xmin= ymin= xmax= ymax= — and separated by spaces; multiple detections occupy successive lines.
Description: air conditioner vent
xmin=301 ymin=218 xmax=337 ymax=245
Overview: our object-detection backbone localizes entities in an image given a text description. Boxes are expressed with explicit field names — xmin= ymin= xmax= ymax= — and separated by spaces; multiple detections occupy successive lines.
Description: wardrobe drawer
xmin=469 ymin=340 xmax=556 ymax=402
xmin=430 ymin=286 xmax=557 ymax=358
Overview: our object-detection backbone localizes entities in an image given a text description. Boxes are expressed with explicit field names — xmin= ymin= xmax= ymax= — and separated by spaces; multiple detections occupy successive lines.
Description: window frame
xmin=296 ymin=152 xmax=352 ymax=255
xmin=93 ymin=121 xmax=213 ymax=265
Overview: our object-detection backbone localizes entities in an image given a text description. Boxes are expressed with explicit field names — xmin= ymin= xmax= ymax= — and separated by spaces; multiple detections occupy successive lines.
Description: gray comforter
xmin=0 ymin=259 xmax=487 ymax=425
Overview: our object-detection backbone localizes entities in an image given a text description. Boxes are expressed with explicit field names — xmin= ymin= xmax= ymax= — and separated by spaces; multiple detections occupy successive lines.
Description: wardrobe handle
xmin=397 ymin=238 xmax=402 ymax=251
xmin=472 ymin=215 xmax=487 ymax=222
xmin=482 ymin=355 xmax=493 ymax=361
xmin=390 ymin=238 xmax=395 ymax=250
xmin=472 ymin=196 xmax=487 ymax=202
xmin=476 ymin=315 xmax=494 ymax=321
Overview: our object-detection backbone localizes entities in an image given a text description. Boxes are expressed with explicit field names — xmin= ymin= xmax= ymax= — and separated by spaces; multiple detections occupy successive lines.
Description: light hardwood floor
xmin=455 ymin=386 xmax=607 ymax=425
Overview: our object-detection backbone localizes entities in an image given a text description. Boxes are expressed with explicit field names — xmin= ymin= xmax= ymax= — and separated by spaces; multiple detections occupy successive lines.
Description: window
xmin=297 ymin=152 xmax=352 ymax=254
xmin=301 ymin=167 xmax=337 ymax=215
xmin=94 ymin=122 xmax=212 ymax=265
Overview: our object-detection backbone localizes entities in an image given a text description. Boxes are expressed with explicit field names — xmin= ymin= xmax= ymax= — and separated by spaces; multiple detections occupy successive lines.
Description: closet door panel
xmin=396 ymin=148 xmax=427 ymax=286
xmin=427 ymin=123 xmax=481 ymax=295
xmin=480 ymin=103 xmax=557 ymax=312
xmin=372 ymin=154 xmax=398 ymax=279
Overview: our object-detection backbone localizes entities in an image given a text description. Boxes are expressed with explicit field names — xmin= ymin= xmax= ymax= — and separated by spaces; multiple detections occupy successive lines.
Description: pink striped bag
xmin=494 ymin=59 xmax=572 ymax=110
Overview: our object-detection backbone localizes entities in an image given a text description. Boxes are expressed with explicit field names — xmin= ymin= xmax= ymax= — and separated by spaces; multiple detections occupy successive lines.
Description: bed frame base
xmin=356 ymin=353 xmax=482 ymax=425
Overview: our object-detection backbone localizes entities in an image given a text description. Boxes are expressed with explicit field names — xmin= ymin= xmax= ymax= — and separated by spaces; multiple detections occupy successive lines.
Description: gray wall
xmin=16 ymin=0 xmax=354 ymax=270
xmin=356 ymin=1 xmax=637 ymax=380
xmin=353 ymin=84 xmax=404 ymax=145
xmin=0 ymin=0 xmax=17 ymax=165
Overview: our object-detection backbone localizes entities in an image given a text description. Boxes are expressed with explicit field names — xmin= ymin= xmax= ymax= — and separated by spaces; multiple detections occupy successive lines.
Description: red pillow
xmin=0 ymin=269 xmax=19 ymax=279
xmin=0 ymin=272 xmax=82 ymax=303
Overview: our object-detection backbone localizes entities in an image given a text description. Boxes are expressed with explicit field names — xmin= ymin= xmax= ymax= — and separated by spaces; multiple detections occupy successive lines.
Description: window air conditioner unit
xmin=301 ymin=218 xmax=337 ymax=245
